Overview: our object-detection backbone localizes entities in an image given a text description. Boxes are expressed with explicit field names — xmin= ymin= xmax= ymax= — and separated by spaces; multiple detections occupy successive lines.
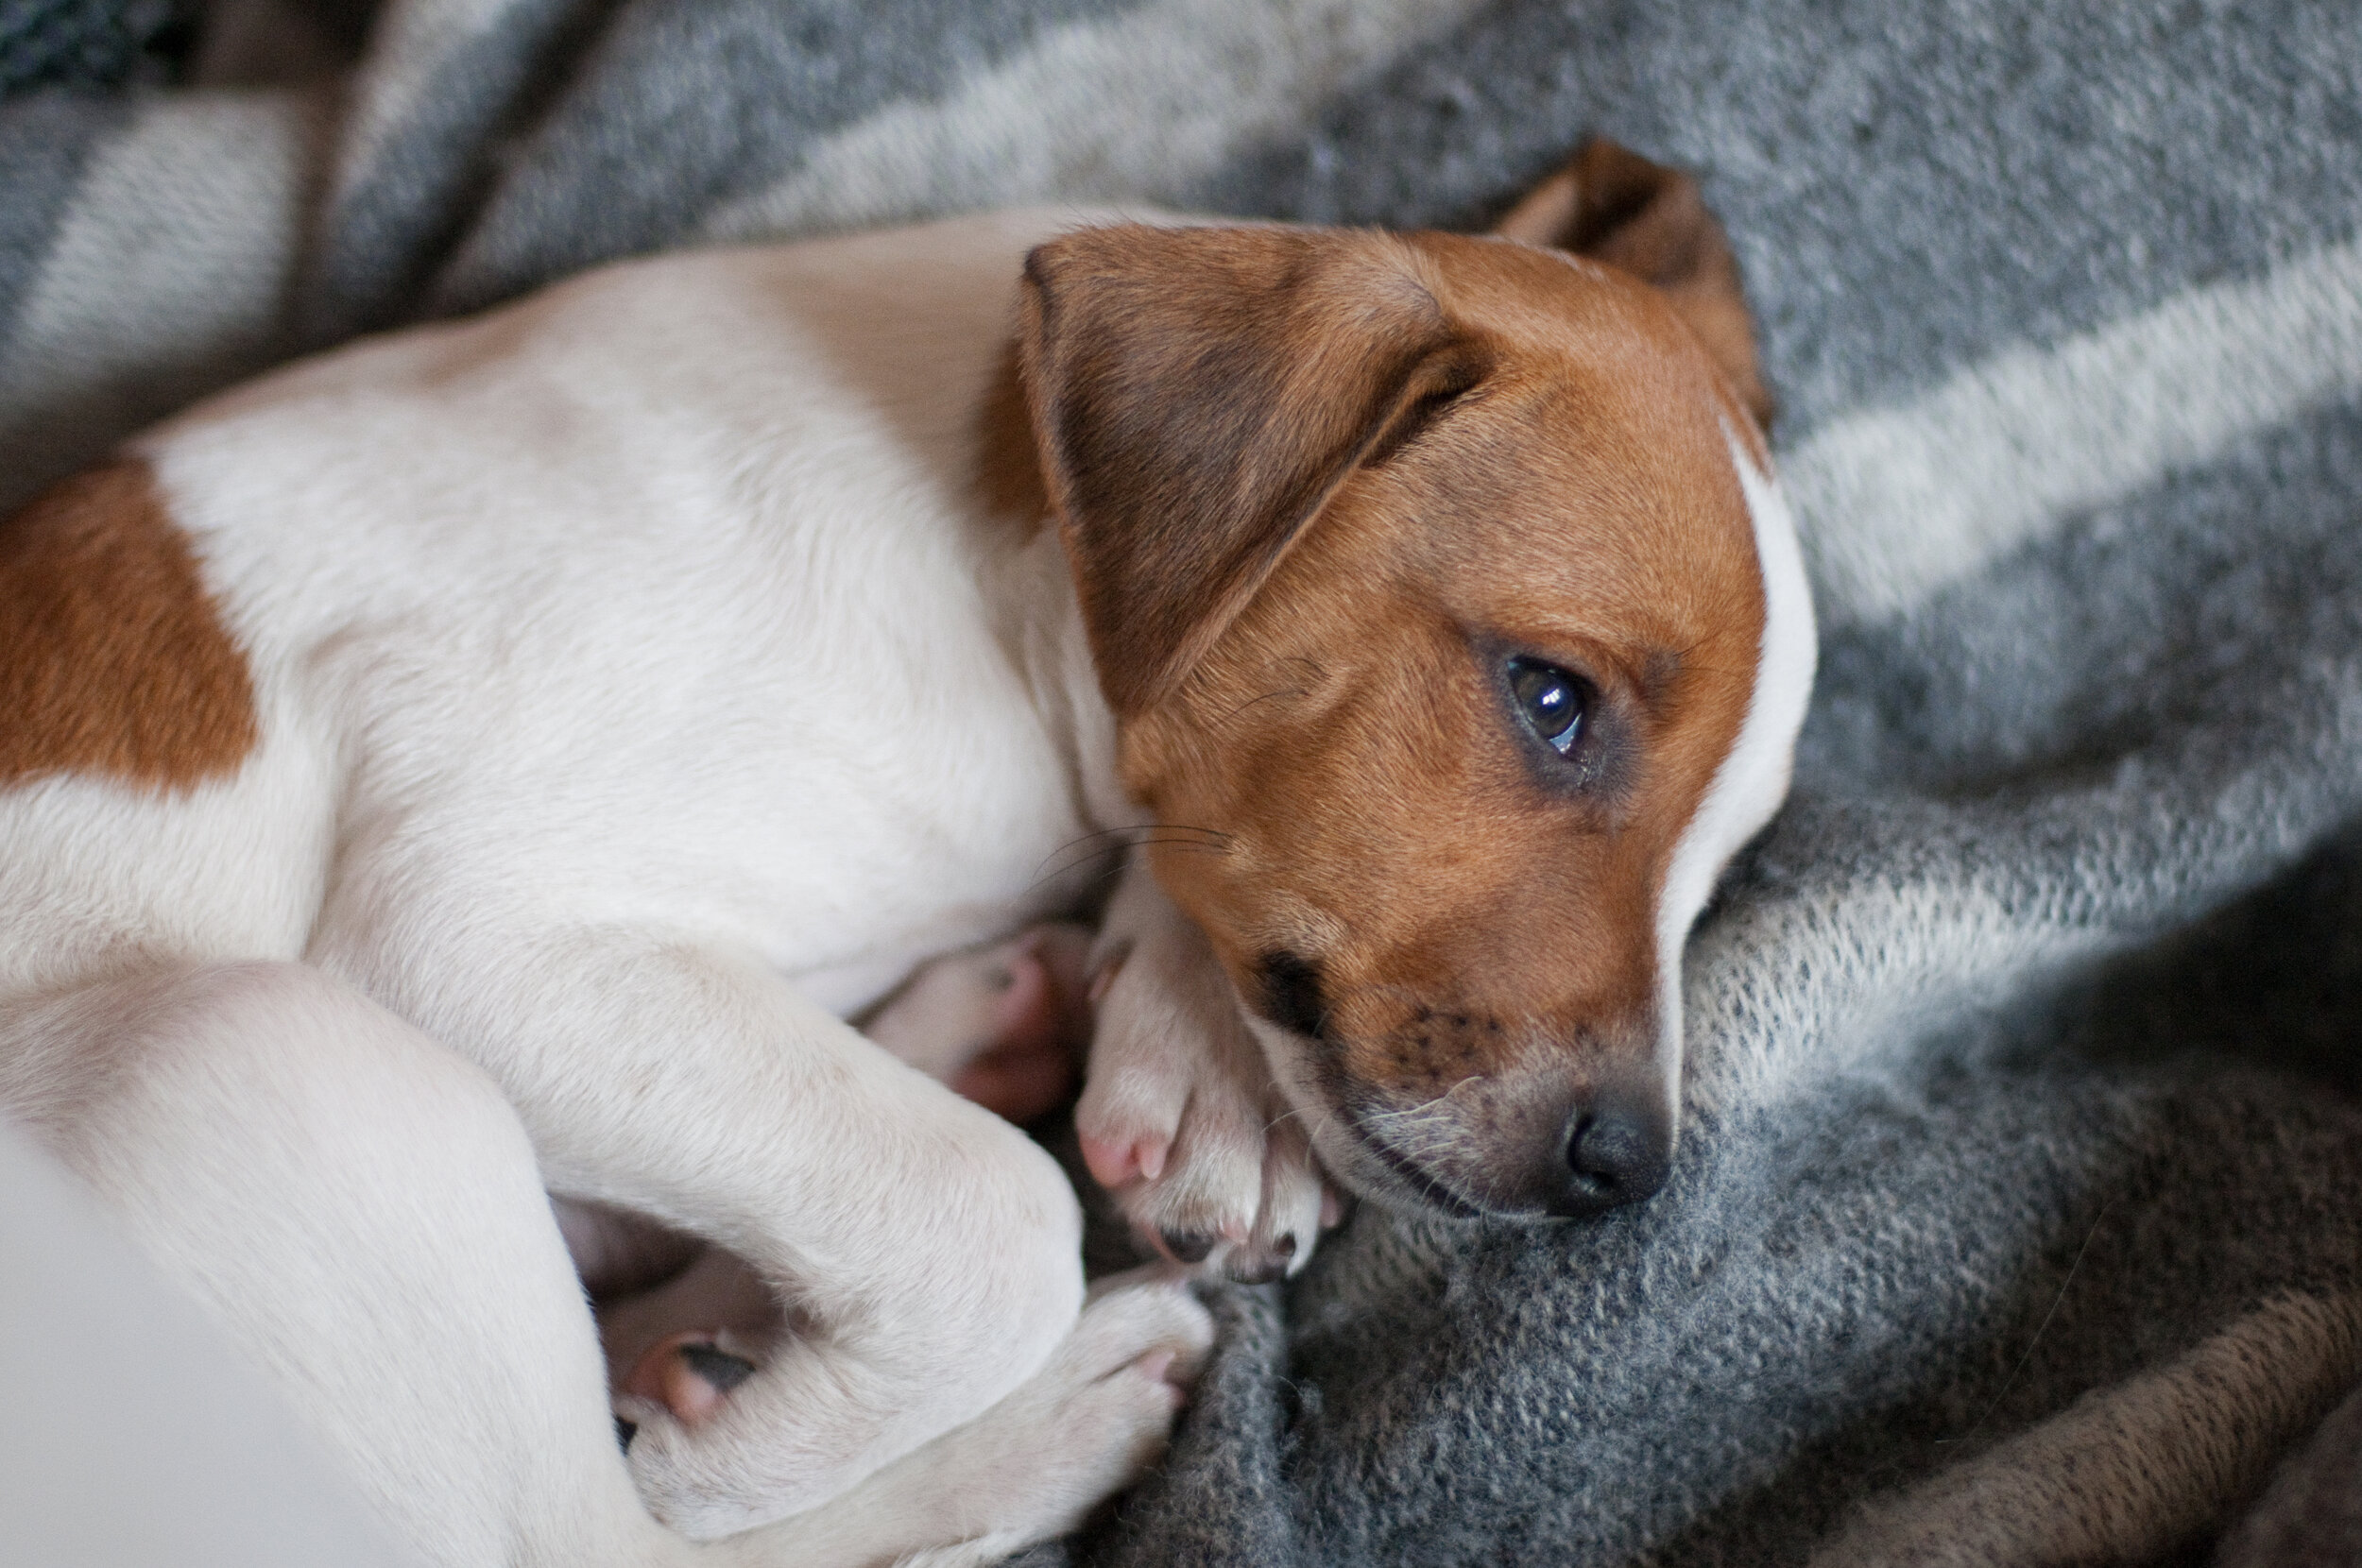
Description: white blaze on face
xmin=1649 ymin=429 xmax=1819 ymax=1118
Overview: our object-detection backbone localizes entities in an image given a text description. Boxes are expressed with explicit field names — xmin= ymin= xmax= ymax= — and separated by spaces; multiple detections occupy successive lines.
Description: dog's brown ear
xmin=1495 ymin=138 xmax=1772 ymax=429
xmin=1020 ymin=224 xmax=1484 ymax=715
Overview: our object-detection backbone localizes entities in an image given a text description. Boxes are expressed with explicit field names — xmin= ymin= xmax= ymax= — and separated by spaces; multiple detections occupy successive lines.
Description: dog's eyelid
xmin=1465 ymin=637 xmax=1641 ymax=803
xmin=1501 ymin=643 xmax=1619 ymax=707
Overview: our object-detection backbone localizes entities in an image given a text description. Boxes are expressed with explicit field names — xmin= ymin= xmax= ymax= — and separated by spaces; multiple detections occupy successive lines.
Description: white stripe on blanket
xmin=1788 ymin=233 xmax=2362 ymax=625
xmin=329 ymin=0 xmax=539 ymax=206
xmin=699 ymin=0 xmax=1484 ymax=242
xmin=0 ymin=91 xmax=310 ymax=510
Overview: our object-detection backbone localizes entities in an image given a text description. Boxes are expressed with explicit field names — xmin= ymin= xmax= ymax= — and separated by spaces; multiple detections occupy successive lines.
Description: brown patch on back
xmin=0 ymin=460 xmax=259 ymax=792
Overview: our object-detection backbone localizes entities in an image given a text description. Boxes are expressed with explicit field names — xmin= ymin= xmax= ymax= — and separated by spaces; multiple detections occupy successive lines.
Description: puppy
xmin=0 ymin=139 xmax=1808 ymax=1562
xmin=1076 ymin=140 xmax=1809 ymax=1275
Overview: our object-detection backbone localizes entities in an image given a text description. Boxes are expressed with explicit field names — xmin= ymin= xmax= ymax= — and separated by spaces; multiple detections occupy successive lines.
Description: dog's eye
xmin=1508 ymin=658 xmax=1586 ymax=755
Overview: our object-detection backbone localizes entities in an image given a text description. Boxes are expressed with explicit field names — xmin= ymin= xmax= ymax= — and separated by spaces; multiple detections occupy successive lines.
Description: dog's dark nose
xmin=1555 ymin=1099 xmax=1670 ymax=1214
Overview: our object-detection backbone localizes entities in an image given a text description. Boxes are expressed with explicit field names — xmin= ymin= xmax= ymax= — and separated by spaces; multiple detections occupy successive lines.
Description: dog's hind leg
xmin=8 ymin=960 xmax=1209 ymax=1568
xmin=739 ymin=1266 xmax=1212 ymax=1568
xmin=608 ymin=922 xmax=1098 ymax=1430
xmin=4 ymin=961 xmax=709 ymax=1568
xmin=312 ymin=910 xmax=1112 ymax=1539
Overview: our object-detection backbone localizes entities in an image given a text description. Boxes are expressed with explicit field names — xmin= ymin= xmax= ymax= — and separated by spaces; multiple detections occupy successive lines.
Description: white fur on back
xmin=127 ymin=210 xmax=1133 ymax=1016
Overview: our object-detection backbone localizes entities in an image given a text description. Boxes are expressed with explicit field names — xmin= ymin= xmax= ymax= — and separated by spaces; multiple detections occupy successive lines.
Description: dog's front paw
xmin=863 ymin=923 xmax=1093 ymax=1124
xmin=838 ymin=1270 xmax=1214 ymax=1558
xmin=1075 ymin=878 xmax=1338 ymax=1284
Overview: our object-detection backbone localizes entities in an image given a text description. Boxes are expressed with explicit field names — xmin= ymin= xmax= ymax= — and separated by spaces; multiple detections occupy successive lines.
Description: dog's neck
xmin=993 ymin=520 xmax=1142 ymax=839
xmin=967 ymin=335 xmax=1138 ymax=840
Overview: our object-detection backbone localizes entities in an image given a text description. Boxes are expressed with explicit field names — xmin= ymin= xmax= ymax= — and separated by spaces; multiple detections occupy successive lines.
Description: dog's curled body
xmin=0 ymin=142 xmax=1812 ymax=1568
xmin=8 ymin=210 xmax=1118 ymax=1017
xmin=0 ymin=210 xmax=1207 ymax=1563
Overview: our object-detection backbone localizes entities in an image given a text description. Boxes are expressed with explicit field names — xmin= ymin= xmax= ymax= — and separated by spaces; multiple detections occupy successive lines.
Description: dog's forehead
xmin=1392 ymin=235 xmax=1759 ymax=517
xmin=1425 ymin=231 xmax=1760 ymax=462
xmin=1416 ymin=229 xmax=1699 ymax=356
xmin=1365 ymin=367 xmax=1763 ymax=665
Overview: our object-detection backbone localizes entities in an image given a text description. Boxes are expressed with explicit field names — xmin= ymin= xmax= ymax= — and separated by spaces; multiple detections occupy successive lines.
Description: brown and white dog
xmin=0 ymin=142 xmax=1811 ymax=1565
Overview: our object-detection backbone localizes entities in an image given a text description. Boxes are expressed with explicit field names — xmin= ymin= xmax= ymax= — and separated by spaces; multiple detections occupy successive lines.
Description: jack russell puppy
xmin=0 ymin=140 xmax=1812 ymax=1565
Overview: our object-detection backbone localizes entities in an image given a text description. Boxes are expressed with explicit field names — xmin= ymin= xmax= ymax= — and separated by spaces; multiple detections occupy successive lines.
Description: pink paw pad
xmin=1078 ymin=1131 xmax=1170 ymax=1189
xmin=864 ymin=923 xmax=1094 ymax=1122
xmin=623 ymin=1332 xmax=757 ymax=1427
xmin=944 ymin=927 xmax=1090 ymax=1123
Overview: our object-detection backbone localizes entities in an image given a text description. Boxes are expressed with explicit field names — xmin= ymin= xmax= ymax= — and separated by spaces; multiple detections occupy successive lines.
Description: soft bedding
xmin=5 ymin=3 xmax=2360 ymax=1562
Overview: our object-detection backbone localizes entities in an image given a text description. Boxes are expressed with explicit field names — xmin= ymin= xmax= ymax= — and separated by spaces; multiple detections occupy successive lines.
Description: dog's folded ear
xmin=1018 ymin=225 xmax=1486 ymax=715
xmin=1494 ymin=138 xmax=1772 ymax=430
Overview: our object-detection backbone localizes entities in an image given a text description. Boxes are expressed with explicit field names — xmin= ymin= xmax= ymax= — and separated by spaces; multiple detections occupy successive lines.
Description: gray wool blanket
xmin=7 ymin=2 xmax=2361 ymax=1564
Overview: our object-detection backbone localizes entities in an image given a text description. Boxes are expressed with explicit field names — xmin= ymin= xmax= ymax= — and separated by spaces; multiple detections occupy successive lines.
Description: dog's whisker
xmin=1028 ymin=846 xmax=1130 ymax=892
xmin=1130 ymin=837 xmax=1232 ymax=857
xmin=1031 ymin=824 xmax=1159 ymax=878
xmin=1148 ymin=823 xmax=1234 ymax=845
xmin=1028 ymin=823 xmax=1233 ymax=888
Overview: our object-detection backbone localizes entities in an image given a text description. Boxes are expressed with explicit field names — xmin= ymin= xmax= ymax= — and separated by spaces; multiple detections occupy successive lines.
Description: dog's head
xmin=1019 ymin=143 xmax=1814 ymax=1220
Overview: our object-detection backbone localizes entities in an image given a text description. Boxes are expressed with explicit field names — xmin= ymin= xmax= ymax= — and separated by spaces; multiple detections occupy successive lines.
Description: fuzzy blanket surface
xmin=6 ymin=2 xmax=2361 ymax=1563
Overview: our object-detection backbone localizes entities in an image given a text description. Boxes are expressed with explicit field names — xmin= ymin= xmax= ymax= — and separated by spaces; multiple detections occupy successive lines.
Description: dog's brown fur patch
xmin=1019 ymin=227 xmax=1495 ymax=714
xmin=0 ymin=460 xmax=259 ymax=792
xmin=1495 ymin=138 xmax=1774 ymax=435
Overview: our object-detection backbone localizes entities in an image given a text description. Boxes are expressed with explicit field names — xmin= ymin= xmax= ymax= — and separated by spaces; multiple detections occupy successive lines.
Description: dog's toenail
xmin=1158 ymin=1228 xmax=1217 ymax=1264
xmin=615 ymin=1417 xmax=638 ymax=1452
xmin=678 ymin=1342 xmax=757 ymax=1392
